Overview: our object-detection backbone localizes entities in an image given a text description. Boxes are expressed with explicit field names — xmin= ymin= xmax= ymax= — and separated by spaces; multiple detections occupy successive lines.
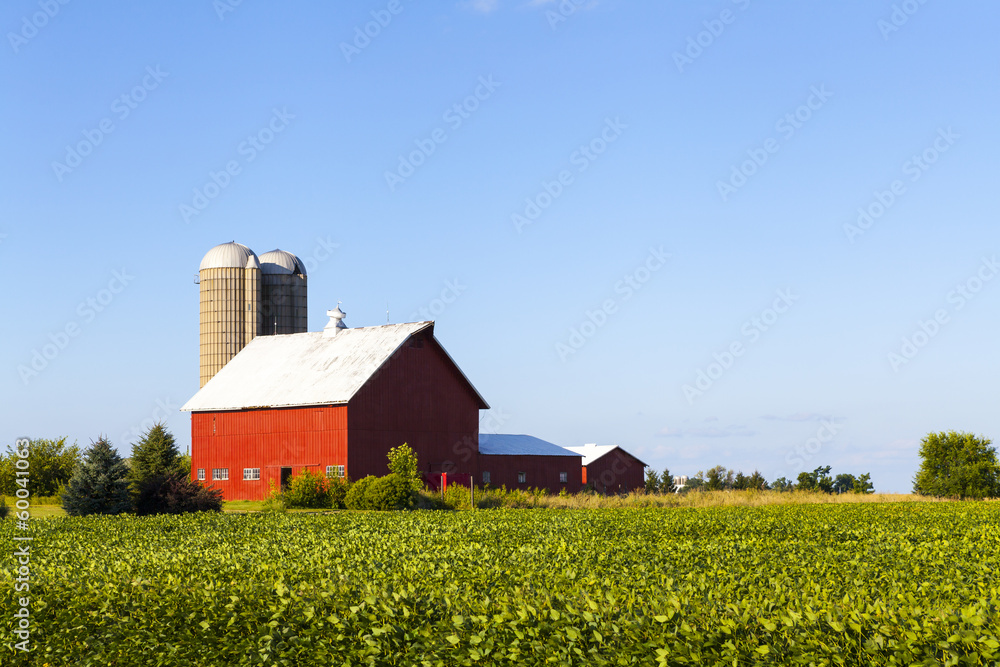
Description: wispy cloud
xmin=463 ymin=0 xmax=500 ymax=13
xmin=760 ymin=413 xmax=834 ymax=423
xmin=657 ymin=424 xmax=755 ymax=438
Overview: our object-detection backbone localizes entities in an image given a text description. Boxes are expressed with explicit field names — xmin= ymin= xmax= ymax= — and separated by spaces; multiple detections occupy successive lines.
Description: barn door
xmin=280 ymin=467 xmax=292 ymax=490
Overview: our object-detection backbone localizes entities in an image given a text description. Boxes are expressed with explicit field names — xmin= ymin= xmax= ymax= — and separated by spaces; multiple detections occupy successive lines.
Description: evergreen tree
xmin=644 ymin=468 xmax=660 ymax=493
xmin=130 ymin=423 xmax=183 ymax=495
xmin=746 ymin=470 xmax=769 ymax=490
xmin=659 ymin=468 xmax=676 ymax=494
xmin=62 ymin=437 xmax=131 ymax=516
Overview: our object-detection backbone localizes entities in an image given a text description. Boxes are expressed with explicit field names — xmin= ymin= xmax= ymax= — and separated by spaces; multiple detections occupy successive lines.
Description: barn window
xmin=559 ymin=472 xmax=568 ymax=484
xmin=517 ymin=472 xmax=526 ymax=484
xmin=326 ymin=465 xmax=345 ymax=478
xmin=482 ymin=471 xmax=490 ymax=484
xmin=197 ymin=469 xmax=205 ymax=481
xmin=212 ymin=468 xmax=229 ymax=481
xmin=243 ymin=468 xmax=260 ymax=481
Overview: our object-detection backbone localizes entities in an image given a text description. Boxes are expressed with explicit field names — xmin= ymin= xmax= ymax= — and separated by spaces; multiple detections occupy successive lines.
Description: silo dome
xmin=259 ymin=249 xmax=307 ymax=276
xmin=200 ymin=242 xmax=259 ymax=271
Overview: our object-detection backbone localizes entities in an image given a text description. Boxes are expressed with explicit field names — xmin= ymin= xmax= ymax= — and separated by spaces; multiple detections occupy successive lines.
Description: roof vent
xmin=323 ymin=304 xmax=347 ymax=337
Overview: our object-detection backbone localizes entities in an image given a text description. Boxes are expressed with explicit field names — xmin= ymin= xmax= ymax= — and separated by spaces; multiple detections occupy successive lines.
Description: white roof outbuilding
xmin=564 ymin=444 xmax=647 ymax=467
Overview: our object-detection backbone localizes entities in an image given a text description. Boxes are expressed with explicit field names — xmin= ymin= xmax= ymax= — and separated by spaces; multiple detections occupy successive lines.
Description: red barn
xmin=181 ymin=320 xmax=488 ymax=500
xmin=478 ymin=434 xmax=582 ymax=493
xmin=566 ymin=444 xmax=647 ymax=494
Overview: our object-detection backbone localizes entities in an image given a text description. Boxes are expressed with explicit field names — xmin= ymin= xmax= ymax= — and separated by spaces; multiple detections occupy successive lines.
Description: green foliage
xmin=0 ymin=437 xmax=80 ymax=496
xmin=833 ymin=473 xmax=856 ymax=494
xmin=283 ymin=470 xmax=333 ymax=509
xmin=129 ymin=423 xmax=184 ymax=496
xmin=644 ymin=468 xmax=659 ymax=493
xmin=852 ymin=473 xmax=874 ymax=495
xmin=683 ymin=474 xmax=705 ymax=493
xmin=134 ymin=473 xmax=223 ymax=516
xmin=746 ymin=470 xmax=768 ymax=490
xmin=386 ymin=443 xmax=422 ymax=493
xmin=659 ymin=468 xmax=676 ymax=494
xmin=344 ymin=475 xmax=378 ymax=510
xmin=0 ymin=498 xmax=8 ymax=520
xmin=704 ymin=465 xmax=733 ymax=491
xmin=796 ymin=466 xmax=833 ymax=493
xmin=772 ymin=476 xmax=794 ymax=492
xmin=327 ymin=474 xmax=351 ymax=510
xmin=61 ymin=437 xmax=131 ymax=516
xmin=7 ymin=504 xmax=1000 ymax=665
xmin=914 ymin=431 xmax=1000 ymax=499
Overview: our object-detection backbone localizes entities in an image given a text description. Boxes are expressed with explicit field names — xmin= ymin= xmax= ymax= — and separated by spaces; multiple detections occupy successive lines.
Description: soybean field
xmin=3 ymin=503 xmax=1000 ymax=665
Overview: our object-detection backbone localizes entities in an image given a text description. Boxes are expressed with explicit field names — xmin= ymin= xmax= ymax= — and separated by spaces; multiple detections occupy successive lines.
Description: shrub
xmin=62 ymin=437 xmax=131 ymax=517
xmin=0 ymin=437 xmax=80 ymax=497
xmin=327 ymin=474 xmax=351 ymax=510
xmin=386 ymin=443 xmax=422 ymax=493
xmin=283 ymin=470 xmax=332 ymax=509
xmin=367 ymin=474 xmax=414 ymax=511
xmin=134 ymin=473 xmax=223 ymax=516
xmin=345 ymin=475 xmax=378 ymax=510
xmin=0 ymin=498 xmax=8 ymax=519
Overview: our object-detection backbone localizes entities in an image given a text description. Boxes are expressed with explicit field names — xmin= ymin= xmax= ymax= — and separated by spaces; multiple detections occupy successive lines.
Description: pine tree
xmin=644 ymin=468 xmax=660 ymax=493
xmin=62 ymin=437 xmax=131 ymax=516
xmin=659 ymin=468 xmax=676 ymax=494
xmin=130 ymin=423 xmax=183 ymax=496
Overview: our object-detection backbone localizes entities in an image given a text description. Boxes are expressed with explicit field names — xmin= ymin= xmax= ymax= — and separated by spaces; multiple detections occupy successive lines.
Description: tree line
xmin=643 ymin=465 xmax=874 ymax=495
xmin=0 ymin=424 xmax=220 ymax=517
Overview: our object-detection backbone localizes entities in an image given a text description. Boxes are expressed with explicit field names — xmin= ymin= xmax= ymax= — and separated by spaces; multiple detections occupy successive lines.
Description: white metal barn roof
xmin=181 ymin=322 xmax=488 ymax=412
xmin=564 ymin=443 xmax=648 ymax=467
xmin=478 ymin=434 xmax=580 ymax=458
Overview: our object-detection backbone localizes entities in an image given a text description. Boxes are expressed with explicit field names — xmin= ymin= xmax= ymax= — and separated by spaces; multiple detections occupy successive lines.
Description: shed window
xmin=244 ymin=468 xmax=260 ymax=481
xmin=212 ymin=468 xmax=229 ymax=481
xmin=326 ymin=465 xmax=345 ymax=478
xmin=482 ymin=471 xmax=491 ymax=484
xmin=517 ymin=472 xmax=526 ymax=484
xmin=197 ymin=468 xmax=205 ymax=481
xmin=559 ymin=472 xmax=568 ymax=484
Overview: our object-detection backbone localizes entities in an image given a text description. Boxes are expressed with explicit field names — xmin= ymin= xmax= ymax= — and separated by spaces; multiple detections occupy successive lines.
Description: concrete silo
xmin=198 ymin=242 xmax=262 ymax=387
xmin=258 ymin=249 xmax=308 ymax=336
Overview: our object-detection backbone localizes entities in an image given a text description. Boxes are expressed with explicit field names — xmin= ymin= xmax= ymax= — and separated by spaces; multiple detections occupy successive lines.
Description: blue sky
xmin=2 ymin=0 xmax=997 ymax=492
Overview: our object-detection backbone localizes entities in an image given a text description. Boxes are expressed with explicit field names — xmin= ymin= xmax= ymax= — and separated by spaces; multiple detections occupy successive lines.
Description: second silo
xmin=258 ymin=249 xmax=308 ymax=336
